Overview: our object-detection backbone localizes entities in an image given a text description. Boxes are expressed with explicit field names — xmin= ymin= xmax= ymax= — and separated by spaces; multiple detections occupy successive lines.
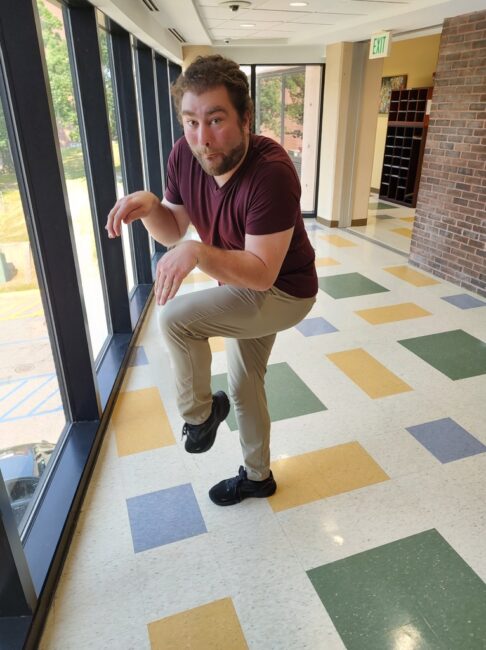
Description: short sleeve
xmin=245 ymin=161 xmax=301 ymax=236
xmin=164 ymin=143 xmax=184 ymax=205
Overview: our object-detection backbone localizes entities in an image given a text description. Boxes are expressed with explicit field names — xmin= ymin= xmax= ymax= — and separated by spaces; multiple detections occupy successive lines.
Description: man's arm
xmin=106 ymin=191 xmax=191 ymax=246
xmin=195 ymin=229 xmax=293 ymax=290
xmin=155 ymin=228 xmax=293 ymax=305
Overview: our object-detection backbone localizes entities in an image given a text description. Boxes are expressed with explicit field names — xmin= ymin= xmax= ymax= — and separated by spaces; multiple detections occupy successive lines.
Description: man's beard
xmin=192 ymin=135 xmax=247 ymax=177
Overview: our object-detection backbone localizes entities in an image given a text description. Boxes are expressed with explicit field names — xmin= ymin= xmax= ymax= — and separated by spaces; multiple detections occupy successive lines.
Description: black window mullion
xmin=0 ymin=479 xmax=36 ymax=627
xmin=0 ymin=0 xmax=99 ymax=422
xmin=135 ymin=42 xmax=166 ymax=254
xmin=168 ymin=60 xmax=183 ymax=144
xmin=155 ymin=54 xmax=173 ymax=187
xmin=109 ymin=21 xmax=152 ymax=284
xmin=63 ymin=2 xmax=132 ymax=335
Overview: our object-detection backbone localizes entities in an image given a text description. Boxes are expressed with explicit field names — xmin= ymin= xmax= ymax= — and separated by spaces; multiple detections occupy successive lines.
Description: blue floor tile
xmin=305 ymin=224 xmax=324 ymax=231
xmin=441 ymin=294 xmax=486 ymax=309
xmin=296 ymin=317 xmax=338 ymax=337
xmin=129 ymin=345 xmax=149 ymax=367
xmin=126 ymin=484 xmax=207 ymax=552
xmin=406 ymin=417 xmax=486 ymax=463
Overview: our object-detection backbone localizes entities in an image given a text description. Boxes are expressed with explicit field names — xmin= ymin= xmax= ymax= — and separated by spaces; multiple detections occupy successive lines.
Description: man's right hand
xmin=106 ymin=191 xmax=160 ymax=238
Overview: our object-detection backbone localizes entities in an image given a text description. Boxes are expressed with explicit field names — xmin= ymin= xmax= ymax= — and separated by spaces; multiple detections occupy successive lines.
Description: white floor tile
xmin=40 ymin=212 xmax=486 ymax=650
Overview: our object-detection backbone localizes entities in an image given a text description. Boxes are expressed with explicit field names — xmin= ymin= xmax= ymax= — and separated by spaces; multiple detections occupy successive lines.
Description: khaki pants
xmin=158 ymin=284 xmax=315 ymax=480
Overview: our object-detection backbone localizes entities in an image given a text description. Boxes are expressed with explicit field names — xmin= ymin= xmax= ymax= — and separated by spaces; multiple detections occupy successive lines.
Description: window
xmin=240 ymin=65 xmax=251 ymax=88
xmin=38 ymin=0 xmax=110 ymax=358
xmin=0 ymin=2 xmax=155 ymax=645
xmin=0 ymin=88 xmax=65 ymax=533
xmin=97 ymin=13 xmax=135 ymax=293
xmin=254 ymin=65 xmax=322 ymax=213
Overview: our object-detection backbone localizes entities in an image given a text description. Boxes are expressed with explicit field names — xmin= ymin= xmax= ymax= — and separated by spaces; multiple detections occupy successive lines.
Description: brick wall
xmin=409 ymin=10 xmax=486 ymax=297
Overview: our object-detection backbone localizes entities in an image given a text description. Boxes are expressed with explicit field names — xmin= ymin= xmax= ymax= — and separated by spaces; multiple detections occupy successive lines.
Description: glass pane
xmin=132 ymin=37 xmax=149 ymax=189
xmin=283 ymin=70 xmax=305 ymax=178
xmin=37 ymin=0 xmax=109 ymax=357
xmin=256 ymin=72 xmax=283 ymax=142
xmin=131 ymin=38 xmax=154 ymax=262
xmin=97 ymin=14 xmax=135 ymax=293
xmin=255 ymin=65 xmax=322 ymax=212
xmin=240 ymin=65 xmax=252 ymax=94
xmin=0 ymin=88 xmax=65 ymax=532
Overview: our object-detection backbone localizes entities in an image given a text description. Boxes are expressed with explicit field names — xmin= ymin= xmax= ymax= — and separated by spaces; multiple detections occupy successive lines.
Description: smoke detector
xmin=219 ymin=1 xmax=252 ymax=12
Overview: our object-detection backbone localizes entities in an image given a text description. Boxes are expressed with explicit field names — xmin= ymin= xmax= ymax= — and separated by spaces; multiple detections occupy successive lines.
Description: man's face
xmin=181 ymin=86 xmax=249 ymax=179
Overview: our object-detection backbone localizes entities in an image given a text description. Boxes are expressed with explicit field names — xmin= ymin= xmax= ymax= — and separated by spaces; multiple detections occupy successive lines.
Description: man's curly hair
xmin=171 ymin=55 xmax=253 ymax=125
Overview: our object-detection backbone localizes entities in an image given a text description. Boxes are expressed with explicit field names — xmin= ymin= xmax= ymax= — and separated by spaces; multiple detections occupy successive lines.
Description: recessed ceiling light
xmin=240 ymin=23 xmax=255 ymax=27
xmin=289 ymin=2 xmax=308 ymax=6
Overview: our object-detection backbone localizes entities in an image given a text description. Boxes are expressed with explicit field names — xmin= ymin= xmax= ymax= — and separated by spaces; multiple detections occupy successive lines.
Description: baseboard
xmin=316 ymin=216 xmax=339 ymax=228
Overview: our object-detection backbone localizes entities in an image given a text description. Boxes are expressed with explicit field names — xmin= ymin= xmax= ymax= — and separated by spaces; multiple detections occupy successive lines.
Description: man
xmin=106 ymin=55 xmax=318 ymax=506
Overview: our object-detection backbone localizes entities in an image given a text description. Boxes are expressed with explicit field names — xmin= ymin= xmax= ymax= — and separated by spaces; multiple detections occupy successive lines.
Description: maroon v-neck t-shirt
xmin=164 ymin=134 xmax=318 ymax=299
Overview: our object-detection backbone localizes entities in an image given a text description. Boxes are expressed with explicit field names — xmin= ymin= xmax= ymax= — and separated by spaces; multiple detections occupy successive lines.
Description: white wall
xmin=213 ymin=45 xmax=325 ymax=65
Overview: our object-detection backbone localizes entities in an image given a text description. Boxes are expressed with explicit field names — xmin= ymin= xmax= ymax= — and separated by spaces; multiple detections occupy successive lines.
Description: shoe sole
xmin=185 ymin=392 xmax=230 ymax=454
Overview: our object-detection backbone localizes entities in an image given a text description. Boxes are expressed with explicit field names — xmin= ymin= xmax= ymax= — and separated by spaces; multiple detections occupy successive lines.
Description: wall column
xmin=409 ymin=10 xmax=486 ymax=297
xmin=317 ymin=41 xmax=383 ymax=227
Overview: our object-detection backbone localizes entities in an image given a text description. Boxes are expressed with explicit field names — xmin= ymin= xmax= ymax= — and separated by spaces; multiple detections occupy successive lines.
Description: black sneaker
xmin=209 ymin=466 xmax=277 ymax=506
xmin=182 ymin=391 xmax=230 ymax=453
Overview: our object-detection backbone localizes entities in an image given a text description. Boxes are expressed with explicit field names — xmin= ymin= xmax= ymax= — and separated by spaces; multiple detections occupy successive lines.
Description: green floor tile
xmin=212 ymin=361 xmax=326 ymax=431
xmin=318 ymin=272 xmax=389 ymax=299
xmin=398 ymin=329 xmax=486 ymax=380
xmin=356 ymin=618 xmax=445 ymax=650
xmin=307 ymin=529 xmax=486 ymax=650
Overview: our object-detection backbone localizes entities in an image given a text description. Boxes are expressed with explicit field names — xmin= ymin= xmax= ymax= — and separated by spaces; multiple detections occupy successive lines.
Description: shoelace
xmin=181 ymin=423 xmax=189 ymax=441
xmin=225 ymin=466 xmax=247 ymax=491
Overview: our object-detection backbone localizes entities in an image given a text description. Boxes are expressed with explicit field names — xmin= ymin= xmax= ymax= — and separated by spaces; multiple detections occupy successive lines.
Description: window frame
xmin=244 ymin=62 xmax=325 ymax=218
xmin=0 ymin=1 xmax=176 ymax=647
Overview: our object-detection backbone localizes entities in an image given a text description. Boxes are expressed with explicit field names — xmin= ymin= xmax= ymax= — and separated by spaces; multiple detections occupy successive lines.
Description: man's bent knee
xmin=158 ymin=295 xmax=190 ymax=336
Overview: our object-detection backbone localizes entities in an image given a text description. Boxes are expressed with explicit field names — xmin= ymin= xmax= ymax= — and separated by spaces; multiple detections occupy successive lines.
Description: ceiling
xmin=144 ymin=0 xmax=485 ymax=48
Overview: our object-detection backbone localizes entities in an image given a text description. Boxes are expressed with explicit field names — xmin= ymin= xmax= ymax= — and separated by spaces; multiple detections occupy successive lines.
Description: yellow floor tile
xmin=148 ymin=598 xmax=248 ymax=650
xmin=384 ymin=265 xmax=440 ymax=287
xmin=209 ymin=337 xmax=225 ymax=353
xmin=319 ymin=234 xmax=357 ymax=247
xmin=111 ymin=387 xmax=175 ymax=456
xmin=400 ymin=216 xmax=415 ymax=223
xmin=391 ymin=227 xmax=413 ymax=238
xmin=269 ymin=443 xmax=389 ymax=512
xmin=312 ymin=442 xmax=389 ymax=496
xmin=355 ymin=302 xmax=431 ymax=325
xmin=269 ymin=454 xmax=323 ymax=512
xmin=315 ymin=257 xmax=340 ymax=267
xmin=326 ymin=348 xmax=412 ymax=398
xmin=182 ymin=271 xmax=212 ymax=284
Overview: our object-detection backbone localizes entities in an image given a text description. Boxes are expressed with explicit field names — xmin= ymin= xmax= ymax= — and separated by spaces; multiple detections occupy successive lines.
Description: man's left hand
xmin=155 ymin=241 xmax=199 ymax=306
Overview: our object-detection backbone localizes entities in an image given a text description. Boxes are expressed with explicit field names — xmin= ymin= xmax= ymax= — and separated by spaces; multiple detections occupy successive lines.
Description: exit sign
xmin=370 ymin=32 xmax=391 ymax=59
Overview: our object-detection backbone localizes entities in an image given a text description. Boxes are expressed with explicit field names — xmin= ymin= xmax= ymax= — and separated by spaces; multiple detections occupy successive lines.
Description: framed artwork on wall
xmin=379 ymin=75 xmax=407 ymax=114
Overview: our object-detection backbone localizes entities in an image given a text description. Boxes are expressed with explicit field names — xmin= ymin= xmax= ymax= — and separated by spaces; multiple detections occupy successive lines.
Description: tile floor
xmin=40 ymin=214 xmax=486 ymax=649
xmin=349 ymin=194 xmax=415 ymax=254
